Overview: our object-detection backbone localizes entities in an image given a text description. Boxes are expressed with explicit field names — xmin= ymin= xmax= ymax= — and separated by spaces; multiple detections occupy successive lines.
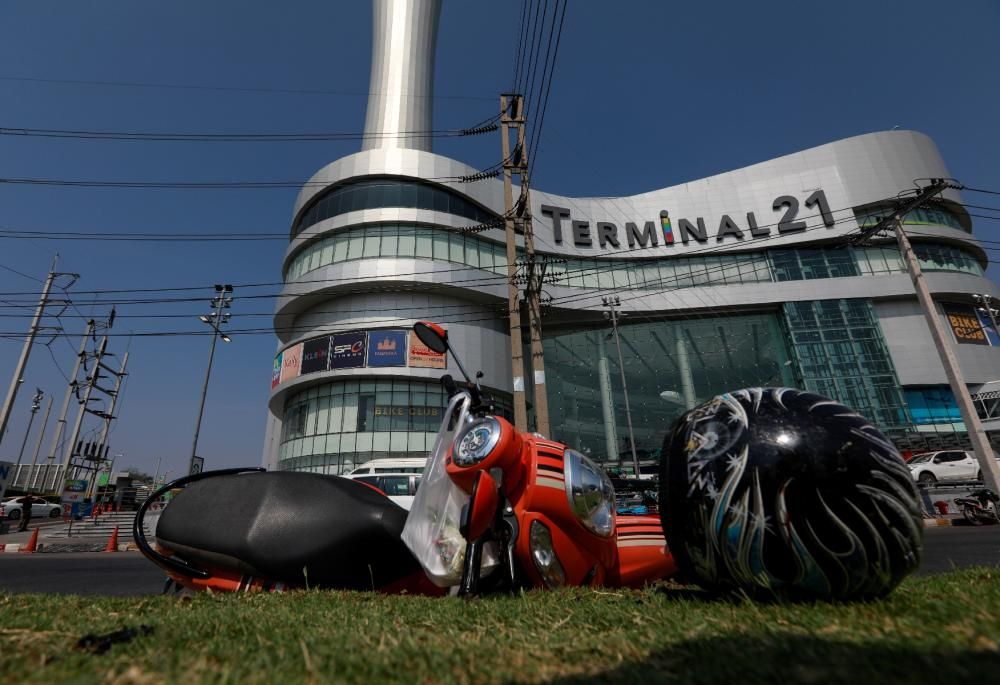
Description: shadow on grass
xmin=536 ymin=633 xmax=1000 ymax=685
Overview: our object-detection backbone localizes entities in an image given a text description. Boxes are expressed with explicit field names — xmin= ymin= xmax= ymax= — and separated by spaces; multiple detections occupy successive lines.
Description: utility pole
xmin=61 ymin=333 xmax=109 ymax=483
xmin=85 ymin=350 xmax=128 ymax=502
xmin=0 ymin=259 xmax=57 ymax=448
xmin=499 ymin=93 xmax=550 ymax=435
xmin=44 ymin=320 xmax=94 ymax=491
xmin=189 ymin=285 xmax=233 ymax=475
xmin=603 ymin=297 xmax=640 ymax=478
xmin=28 ymin=395 xmax=52 ymax=492
xmin=856 ymin=179 xmax=1000 ymax=494
xmin=15 ymin=389 xmax=44 ymax=475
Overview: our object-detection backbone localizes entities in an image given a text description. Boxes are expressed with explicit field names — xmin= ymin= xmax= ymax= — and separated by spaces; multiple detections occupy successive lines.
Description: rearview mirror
xmin=413 ymin=321 xmax=449 ymax=354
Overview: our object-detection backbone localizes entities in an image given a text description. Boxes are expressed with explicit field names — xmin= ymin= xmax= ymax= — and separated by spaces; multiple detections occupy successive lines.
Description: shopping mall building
xmin=261 ymin=0 xmax=1000 ymax=474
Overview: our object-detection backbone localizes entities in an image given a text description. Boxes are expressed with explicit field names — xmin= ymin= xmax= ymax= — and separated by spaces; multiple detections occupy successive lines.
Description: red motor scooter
xmin=400 ymin=321 xmax=677 ymax=595
xmin=134 ymin=321 xmax=677 ymax=594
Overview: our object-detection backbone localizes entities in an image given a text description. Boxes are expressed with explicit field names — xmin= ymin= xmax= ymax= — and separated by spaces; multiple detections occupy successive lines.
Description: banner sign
xmin=331 ymin=332 xmax=367 ymax=369
xmin=975 ymin=308 xmax=1000 ymax=346
xmin=61 ymin=479 xmax=88 ymax=504
xmin=944 ymin=304 xmax=989 ymax=345
xmin=408 ymin=330 xmax=447 ymax=369
xmin=271 ymin=352 xmax=283 ymax=389
xmin=301 ymin=336 xmax=331 ymax=374
xmin=280 ymin=343 xmax=304 ymax=383
xmin=367 ymin=330 xmax=407 ymax=367
xmin=0 ymin=461 xmax=12 ymax=501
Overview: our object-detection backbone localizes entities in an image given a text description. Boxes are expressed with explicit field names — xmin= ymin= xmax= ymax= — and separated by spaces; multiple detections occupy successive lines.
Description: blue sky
xmin=1 ymin=0 xmax=998 ymax=478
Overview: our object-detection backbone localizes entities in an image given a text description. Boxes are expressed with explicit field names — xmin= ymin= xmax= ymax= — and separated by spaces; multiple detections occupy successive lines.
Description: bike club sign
xmin=271 ymin=328 xmax=446 ymax=389
xmin=540 ymin=189 xmax=836 ymax=250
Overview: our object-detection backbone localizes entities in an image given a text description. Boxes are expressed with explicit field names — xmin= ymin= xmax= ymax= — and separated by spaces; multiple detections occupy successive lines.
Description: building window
xmin=292 ymin=178 xmax=497 ymax=237
xmin=539 ymin=313 xmax=795 ymax=467
xmin=782 ymin=299 xmax=909 ymax=430
xmin=904 ymin=387 xmax=962 ymax=425
xmin=854 ymin=205 xmax=967 ymax=233
xmin=277 ymin=378 xmax=512 ymax=475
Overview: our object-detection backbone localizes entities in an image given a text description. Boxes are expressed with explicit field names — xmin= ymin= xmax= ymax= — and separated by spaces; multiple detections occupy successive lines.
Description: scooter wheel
xmin=963 ymin=505 xmax=983 ymax=526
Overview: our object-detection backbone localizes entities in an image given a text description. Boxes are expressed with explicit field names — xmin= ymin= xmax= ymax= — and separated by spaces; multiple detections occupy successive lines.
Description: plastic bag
xmin=401 ymin=394 xmax=472 ymax=587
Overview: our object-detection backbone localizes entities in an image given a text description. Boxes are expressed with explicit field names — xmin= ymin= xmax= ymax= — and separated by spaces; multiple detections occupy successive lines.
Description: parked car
xmin=907 ymin=451 xmax=999 ymax=484
xmin=348 ymin=458 xmax=427 ymax=475
xmin=342 ymin=473 xmax=420 ymax=510
xmin=1 ymin=496 xmax=62 ymax=520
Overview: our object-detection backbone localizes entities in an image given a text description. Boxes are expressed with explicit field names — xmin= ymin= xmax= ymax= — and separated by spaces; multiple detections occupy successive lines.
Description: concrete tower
xmin=362 ymin=0 xmax=442 ymax=152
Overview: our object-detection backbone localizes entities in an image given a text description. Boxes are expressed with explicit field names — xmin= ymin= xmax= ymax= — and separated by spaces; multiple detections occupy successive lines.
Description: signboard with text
xmin=280 ymin=343 xmax=303 ymax=383
xmin=301 ymin=336 xmax=331 ymax=374
xmin=367 ymin=330 xmax=407 ymax=367
xmin=271 ymin=352 xmax=283 ymax=389
xmin=0 ymin=461 xmax=13 ymax=501
xmin=330 ymin=332 xmax=367 ymax=369
xmin=944 ymin=304 xmax=989 ymax=345
xmin=61 ymin=479 xmax=88 ymax=504
xmin=408 ymin=330 xmax=447 ymax=369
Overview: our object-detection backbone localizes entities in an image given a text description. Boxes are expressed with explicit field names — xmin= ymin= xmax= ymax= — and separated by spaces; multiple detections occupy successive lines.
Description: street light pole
xmin=603 ymin=297 xmax=640 ymax=478
xmin=188 ymin=285 xmax=233 ymax=476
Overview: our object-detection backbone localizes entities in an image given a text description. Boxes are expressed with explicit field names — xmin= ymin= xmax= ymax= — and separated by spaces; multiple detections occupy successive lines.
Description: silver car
xmin=1 ymin=496 xmax=62 ymax=520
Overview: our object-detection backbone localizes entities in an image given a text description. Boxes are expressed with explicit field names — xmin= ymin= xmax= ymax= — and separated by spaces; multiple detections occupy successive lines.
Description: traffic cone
xmin=103 ymin=526 xmax=119 ymax=553
xmin=20 ymin=527 xmax=39 ymax=553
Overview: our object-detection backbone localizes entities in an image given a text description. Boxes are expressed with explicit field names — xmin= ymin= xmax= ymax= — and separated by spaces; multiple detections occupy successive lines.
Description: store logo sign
xmin=540 ymin=190 xmax=835 ymax=251
xmin=330 ymin=332 xmax=367 ymax=368
xmin=301 ymin=336 xmax=331 ymax=374
xmin=367 ymin=330 xmax=407 ymax=367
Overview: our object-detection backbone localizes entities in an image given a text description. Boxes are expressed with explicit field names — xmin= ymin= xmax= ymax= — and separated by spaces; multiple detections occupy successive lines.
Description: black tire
xmin=8 ymin=509 xmax=20 ymax=521
xmin=49 ymin=508 xmax=61 ymax=518
xmin=918 ymin=472 xmax=937 ymax=485
xmin=977 ymin=470 xmax=983 ymax=482
xmin=963 ymin=504 xmax=983 ymax=526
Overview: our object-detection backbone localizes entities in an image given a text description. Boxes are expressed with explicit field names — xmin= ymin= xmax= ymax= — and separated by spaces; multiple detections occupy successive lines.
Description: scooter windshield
xmin=400 ymin=392 xmax=473 ymax=587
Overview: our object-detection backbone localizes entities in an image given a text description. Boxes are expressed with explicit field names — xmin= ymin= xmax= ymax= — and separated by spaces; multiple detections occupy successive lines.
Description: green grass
xmin=2 ymin=569 xmax=1000 ymax=684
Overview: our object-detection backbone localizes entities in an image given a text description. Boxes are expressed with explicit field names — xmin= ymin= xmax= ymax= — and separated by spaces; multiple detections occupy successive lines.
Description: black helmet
xmin=659 ymin=388 xmax=922 ymax=600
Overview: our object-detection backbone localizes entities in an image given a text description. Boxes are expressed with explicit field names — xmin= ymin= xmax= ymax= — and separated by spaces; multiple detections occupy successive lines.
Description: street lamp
xmin=188 ymin=284 xmax=233 ymax=475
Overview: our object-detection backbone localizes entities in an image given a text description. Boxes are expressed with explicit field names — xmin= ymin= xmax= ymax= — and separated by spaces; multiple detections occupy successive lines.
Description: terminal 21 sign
xmin=541 ymin=189 xmax=836 ymax=250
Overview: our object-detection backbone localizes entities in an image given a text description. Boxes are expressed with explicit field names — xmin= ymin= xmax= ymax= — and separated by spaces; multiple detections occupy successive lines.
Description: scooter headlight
xmin=454 ymin=417 xmax=502 ymax=467
xmin=529 ymin=520 xmax=566 ymax=588
xmin=563 ymin=449 xmax=615 ymax=537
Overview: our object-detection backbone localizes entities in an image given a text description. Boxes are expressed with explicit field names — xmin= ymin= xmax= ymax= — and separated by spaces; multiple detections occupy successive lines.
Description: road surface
xmin=0 ymin=526 xmax=997 ymax=595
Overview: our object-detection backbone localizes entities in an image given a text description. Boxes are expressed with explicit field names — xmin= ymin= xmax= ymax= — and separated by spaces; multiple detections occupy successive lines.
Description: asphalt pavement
xmin=0 ymin=525 xmax=997 ymax=595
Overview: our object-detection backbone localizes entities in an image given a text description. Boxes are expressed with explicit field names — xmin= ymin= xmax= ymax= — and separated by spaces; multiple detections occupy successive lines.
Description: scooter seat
xmin=155 ymin=471 xmax=418 ymax=589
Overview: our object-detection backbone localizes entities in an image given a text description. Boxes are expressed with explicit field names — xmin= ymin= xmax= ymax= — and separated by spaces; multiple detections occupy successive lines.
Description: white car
xmin=1 ymin=496 xmax=63 ymax=520
xmin=343 ymin=473 xmax=420 ymax=510
xmin=907 ymin=451 xmax=995 ymax=484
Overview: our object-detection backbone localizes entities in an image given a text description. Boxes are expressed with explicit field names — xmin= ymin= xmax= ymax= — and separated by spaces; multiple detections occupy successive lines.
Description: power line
xmin=0 ymin=73 xmax=496 ymax=101
xmin=0 ymin=262 xmax=43 ymax=283
xmin=0 ymin=121 xmax=500 ymax=143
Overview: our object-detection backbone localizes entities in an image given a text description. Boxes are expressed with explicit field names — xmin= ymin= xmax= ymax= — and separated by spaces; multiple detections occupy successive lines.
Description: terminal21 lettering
xmin=541 ymin=189 xmax=835 ymax=250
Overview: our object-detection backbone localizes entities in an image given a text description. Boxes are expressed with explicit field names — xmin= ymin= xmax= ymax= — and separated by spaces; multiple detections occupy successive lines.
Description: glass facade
xmin=286 ymin=222 xmax=984 ymax=289
xmin=293 ymin=178 xmax=496 ymax=237
xmin=855 ymin=205 xmax=967 ymax=232
xmin=904 ymin=386 xmax=962 ymax=425
xmin=278 ymin=378 xmax=511 ymax=474
xmin=856 ymin=242 xmax=984 ymax=277
xmin=542 ymin=313 xmax=796 ymax=468
xmin=782 ymin=299 xmax=909 ymax=429
xmin=278 ymin=378 xmax=447 ymax=474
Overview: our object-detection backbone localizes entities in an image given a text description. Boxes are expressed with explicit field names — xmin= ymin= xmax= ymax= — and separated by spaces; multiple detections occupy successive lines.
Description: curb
xmin=1 ymin=541 xmax=139 ymax=553
xmin=924 ymin=517 xmax=955 ymax=527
